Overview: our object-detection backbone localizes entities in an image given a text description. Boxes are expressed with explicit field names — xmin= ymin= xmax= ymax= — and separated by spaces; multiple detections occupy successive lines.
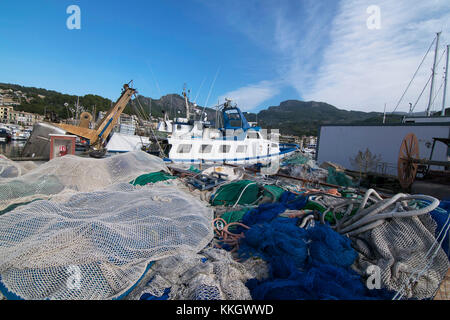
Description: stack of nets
xmin=0 ymin=183 xmax=213 ymax=300
xmin=326 ymin=167 xmax=353 ymax=187
xmin=280 ymin=153 xmax=328 ymax=183
xmin=0 ymin=155 xmax=38 ymax=180
xmin=0 ymin=151 xmax=168 ymax=213
xmin=313 ymin=189 xmax=449 ymax=299
xmin=210 ymin=180 xmax=285 ymax=207
xmin=352 ymin=208 xmax=449 ymax=299
xmin=130 ymin=171 xmax=176 ymax=186
xmin=208 ymin=190 xmax=390 ymax=299
xmin=128 ymin=247 xmax=269 ymax=300
xmin=237 ymin=217 xmax=393 ymax=299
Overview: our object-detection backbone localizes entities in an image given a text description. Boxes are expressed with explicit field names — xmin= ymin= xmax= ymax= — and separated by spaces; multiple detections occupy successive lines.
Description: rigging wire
xmin=199 ymin=67 xmax=220 ymax=121
xmin=411 ymin=48 xmax=447 ymax=113
xmin=193 ymin=76 xmax=207 ymax=104
xmin=391 ymin=36 xmax=436 ymax=114
xmin=134 ymin=93 xmax=166 ymax=158
xmin=430 ymin=77 xmax=445 ymax=113
xmin=411 ymin=74 xmax=432 ymax=113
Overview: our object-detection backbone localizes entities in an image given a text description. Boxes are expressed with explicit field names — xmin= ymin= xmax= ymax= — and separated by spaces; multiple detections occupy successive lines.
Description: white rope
xmin=340 ymin=194 xmax=439 ymax=235
xmin=393 ymin=207 xmax=450 ymax=300
xmin=232 ymin=182 xmax=257 ymax=208
xmin=391 ymin=36 xmax=436 ymax=114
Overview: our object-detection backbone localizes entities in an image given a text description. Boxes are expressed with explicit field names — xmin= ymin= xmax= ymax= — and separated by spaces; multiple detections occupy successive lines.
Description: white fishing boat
xmin=10 ymin=129 xmax=29 ymax=141
xmin=157 ymin=92 xmax=299 ymax=165
xmin=0 ymin=126 xmax=11 ymax=142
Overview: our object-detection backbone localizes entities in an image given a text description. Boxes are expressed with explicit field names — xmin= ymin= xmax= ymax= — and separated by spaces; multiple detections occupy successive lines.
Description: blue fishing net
xmin=241 ymin=191 xmax=308 ymax=227
xmin=140 ymin=288 xmax=171 ymax=300
xmin=236 ymin=192 xmax=394 ymax=300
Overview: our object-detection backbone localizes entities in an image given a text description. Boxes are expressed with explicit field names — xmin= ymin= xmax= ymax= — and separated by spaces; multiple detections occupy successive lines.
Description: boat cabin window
xmin=247 ymin=131 xmax=259 ymax=139
xmin=225 ymin=110 xmax=243 ymax=127
xmin=177 ymin=144 xmax=192 ymax=153
xmin=219 ymin=145 xmax=231 ymax=153
xmin=271 ymin=143 xmax=278 ymax=148
xmin=236 ymin=145 xmax=247 ymax=153
xmin=199 ymin=144 xmax=212 ymax=153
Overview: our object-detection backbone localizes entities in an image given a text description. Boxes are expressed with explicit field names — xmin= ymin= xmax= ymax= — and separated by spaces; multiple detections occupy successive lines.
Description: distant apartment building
xmin=96 ymin=111 xmax=136 ymax=126
xmin=301 ymin=135 xmax=317 ymax=148
xmin=0 ymin=106 xmax=43 ymax=125
xmin=0 ymin=106 xmax=13 ymax=123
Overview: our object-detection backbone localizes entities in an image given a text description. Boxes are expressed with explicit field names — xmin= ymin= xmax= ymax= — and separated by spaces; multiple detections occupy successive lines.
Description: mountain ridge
xmin=2 ymin=82 xmax=447 ymax=137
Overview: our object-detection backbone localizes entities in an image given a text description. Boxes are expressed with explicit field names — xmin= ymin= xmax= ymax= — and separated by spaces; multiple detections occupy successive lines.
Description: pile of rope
xmin=346 ymin=191 xmax=449 ymax=299
xmin=127 ymin=247 xmax=268 ymax=300
xmin=212 ymin=217 xmax=250 ymax=253
xmin=228 ymin=193 xmax=394 ymax=300
xmin=210 ymin=184 xmax=449 ymax=300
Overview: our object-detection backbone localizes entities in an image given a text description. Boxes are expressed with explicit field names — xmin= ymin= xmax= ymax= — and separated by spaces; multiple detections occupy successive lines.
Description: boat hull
xmin=164 ymin=143 xmax=297 ymax=165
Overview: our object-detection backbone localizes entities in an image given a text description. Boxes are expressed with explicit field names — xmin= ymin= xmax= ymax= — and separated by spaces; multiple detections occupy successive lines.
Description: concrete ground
xmin=411 ymin=181 xmax=450 ymax=200
xmin=434 ymin=268 xmax=450 ymax=300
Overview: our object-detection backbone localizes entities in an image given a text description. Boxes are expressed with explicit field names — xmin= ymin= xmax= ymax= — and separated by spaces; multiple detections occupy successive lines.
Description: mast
xmin=426 ymin=32 xmax=441 ymax=116
xmin=182 ymin=84 xmax=190 ymax=120
xmin=149 ymin=97 xmax=152 ymax=120
xmin=74 ymin=97 xmax=79 ymax=124
xmin=441 ymin=44 xmax=449 ymax=116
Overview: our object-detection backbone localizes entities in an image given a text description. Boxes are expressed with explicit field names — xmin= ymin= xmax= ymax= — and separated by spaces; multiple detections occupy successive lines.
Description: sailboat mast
xmin=426 ymin=31 xmax=441 ymax=116
xmin=441 ymin=44 xmax=449 ymax=116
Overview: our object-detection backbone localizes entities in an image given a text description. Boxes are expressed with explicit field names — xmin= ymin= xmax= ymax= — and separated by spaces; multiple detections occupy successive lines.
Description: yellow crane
xmin=56 ymin=83 xmax=136 ymax=155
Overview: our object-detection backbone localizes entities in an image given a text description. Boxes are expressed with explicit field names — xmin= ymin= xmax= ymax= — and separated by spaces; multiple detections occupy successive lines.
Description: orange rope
xmin=212 ymin=217 xmax=250 ymax=251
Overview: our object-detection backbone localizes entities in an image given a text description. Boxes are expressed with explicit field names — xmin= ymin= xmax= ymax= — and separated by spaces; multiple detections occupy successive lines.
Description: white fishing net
xmin=0 ymin=155 xmax=39 ymax=180
xmin=0 ymin=183 xmax=214 ymax=300
xmin=127 ymin=247 xmax=269 ymax=300
xmin=0 ymin=151 xmax=168 ymax=212
xmin=352 ymin=214 xmax=449 ymax=299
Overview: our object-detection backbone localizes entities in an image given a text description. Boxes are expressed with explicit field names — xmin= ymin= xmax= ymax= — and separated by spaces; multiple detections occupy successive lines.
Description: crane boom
xmin=56 ymin=83 xmax=136 ymax=150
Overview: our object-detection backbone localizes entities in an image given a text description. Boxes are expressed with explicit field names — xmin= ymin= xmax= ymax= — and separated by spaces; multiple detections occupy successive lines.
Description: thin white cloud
xmin=205 ymin=0 xmax=450 ymax=113
xmin=209 ymin=0 xmax=336 ymax=108
xmin=303 ymin=0 xmax=450 ymax=112
xmin=273 ymin=0 xmax=335 ymax=92
xmin=218 ymin=80 xmax=281 ymax=111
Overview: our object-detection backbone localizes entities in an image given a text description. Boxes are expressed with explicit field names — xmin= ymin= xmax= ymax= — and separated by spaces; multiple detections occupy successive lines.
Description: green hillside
xmin=0 ymin=82 xmax=423 ymax=136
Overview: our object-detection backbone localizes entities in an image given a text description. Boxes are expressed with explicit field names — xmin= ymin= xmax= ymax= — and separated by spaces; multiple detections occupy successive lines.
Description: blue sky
xmin=0 ymin=0 xmax=449 ymax=113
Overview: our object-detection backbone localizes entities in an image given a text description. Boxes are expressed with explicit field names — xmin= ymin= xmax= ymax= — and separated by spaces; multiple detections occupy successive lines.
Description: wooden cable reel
xmin=397 ymin=133 xmax=419 ymax=189
xmin=79 ymin=112 xmax=93 ymax=128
